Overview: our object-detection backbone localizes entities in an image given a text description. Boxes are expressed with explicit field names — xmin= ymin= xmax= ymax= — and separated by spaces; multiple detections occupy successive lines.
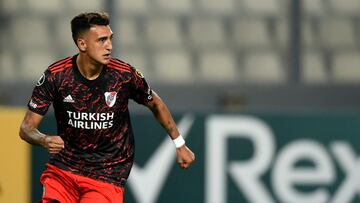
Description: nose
xmin=106 ymin=39 xmax=112 ymax=51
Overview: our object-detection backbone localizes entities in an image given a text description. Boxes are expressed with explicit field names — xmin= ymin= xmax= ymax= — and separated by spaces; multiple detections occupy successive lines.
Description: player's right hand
xmin=42 ymin=135 xmax=65 ymax=154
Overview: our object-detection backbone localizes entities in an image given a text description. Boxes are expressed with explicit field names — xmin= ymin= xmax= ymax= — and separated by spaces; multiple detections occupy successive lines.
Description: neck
xmin=76 ymin=53 xmax=104 ymax=80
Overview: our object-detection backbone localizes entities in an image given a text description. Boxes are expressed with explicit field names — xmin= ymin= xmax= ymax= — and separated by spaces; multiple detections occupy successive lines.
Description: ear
xmin=77 ymin=38 xmax=86 ymax=52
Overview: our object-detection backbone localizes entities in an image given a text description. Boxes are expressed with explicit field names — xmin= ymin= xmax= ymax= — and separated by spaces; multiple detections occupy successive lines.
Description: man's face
xmin=80 ymin=25 xmax=113 ymax=65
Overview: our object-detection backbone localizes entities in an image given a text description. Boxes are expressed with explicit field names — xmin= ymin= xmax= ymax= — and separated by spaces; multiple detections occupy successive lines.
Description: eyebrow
xmin=98 ymin=34 xmax=113 ymax=41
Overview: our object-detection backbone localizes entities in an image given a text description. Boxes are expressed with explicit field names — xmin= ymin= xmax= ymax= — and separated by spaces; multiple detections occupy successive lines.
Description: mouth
xmin=104 ymin=53 xmax=111 ymax=59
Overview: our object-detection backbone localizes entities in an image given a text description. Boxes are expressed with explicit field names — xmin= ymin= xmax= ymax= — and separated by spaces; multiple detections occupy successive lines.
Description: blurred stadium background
xmin=1 ymin=0 xmax=360 ymax=203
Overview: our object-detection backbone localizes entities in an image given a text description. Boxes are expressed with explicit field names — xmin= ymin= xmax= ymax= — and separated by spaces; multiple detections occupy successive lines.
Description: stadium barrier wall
xmin=32 ymin=112 xmax=360 ymax=203
xmin=0 ymin=107 xmax=29 ymax=203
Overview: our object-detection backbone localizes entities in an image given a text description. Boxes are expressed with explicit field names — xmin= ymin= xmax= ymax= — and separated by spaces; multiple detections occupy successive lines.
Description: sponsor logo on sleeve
xmin=29 ymin=100 xmax=38 ymax=108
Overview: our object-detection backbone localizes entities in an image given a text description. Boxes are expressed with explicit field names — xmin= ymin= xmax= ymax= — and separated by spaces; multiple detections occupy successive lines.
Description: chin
xmin=103 ymin=59 xmax=111 ymax=65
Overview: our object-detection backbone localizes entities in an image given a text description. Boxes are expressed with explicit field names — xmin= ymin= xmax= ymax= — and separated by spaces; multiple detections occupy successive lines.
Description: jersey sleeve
xmin=27 ymin=70 xmax=57 ymax=115
xmin=129 ymin=66 xmax=153 ymax=104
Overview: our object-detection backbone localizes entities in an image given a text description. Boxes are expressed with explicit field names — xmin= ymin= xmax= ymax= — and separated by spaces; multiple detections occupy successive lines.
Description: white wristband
xmin=173 ymin=135 xmax=185 ymax=148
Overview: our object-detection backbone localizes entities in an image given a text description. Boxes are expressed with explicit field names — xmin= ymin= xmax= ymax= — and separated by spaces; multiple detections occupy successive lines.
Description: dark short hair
xmin=71 ymin=12 xmax=110 ymax=45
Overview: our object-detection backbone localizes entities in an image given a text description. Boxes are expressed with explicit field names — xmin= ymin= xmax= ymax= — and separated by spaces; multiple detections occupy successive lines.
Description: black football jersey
xmin=28 ymin=55 xmax=153 ymax=186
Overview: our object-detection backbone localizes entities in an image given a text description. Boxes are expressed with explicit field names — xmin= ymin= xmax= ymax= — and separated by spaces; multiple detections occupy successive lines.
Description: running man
xmin=19 ymin=12 xmax=195 ymax=203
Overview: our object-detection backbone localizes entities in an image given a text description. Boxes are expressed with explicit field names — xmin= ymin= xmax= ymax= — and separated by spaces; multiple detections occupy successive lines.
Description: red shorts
xmin=40 ymin=164 xmax=124 ymax=203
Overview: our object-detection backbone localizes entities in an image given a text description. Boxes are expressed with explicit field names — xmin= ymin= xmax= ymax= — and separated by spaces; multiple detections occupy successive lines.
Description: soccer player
xmin=19 ymin=12 xmax=195 ymax=203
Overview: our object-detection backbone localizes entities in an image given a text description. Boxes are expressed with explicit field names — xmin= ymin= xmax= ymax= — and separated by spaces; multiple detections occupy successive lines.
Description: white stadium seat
xmin=118 ymin=50 xmax=149 ymax=77
xmin=115 ymin=0 xmax=148 ymax=15
xmin=145 ymin=18 xmax=183 ymax=48
xmin=153 ymin=50 xmax=193 ymax=83
xmin=154 ymin=0 xmax=193 ymax=15
xmin=301 ymin=20 xmax=317 ymax=48
xmin=189 ymin=18 xmax=226 ymax=47
xmin=329 ymin=0 xmax=360 ymax=16
xmin=26 ymin=0 xmax=63 ymax=15
xmin=116 ymin=18 xmax=141 ymax=48
xmin=333 ymin=52 xmax=360 ymax=83
xmin=302 ymin=51 xmax=328 ymax=83
xmin=241 ymin=0 xmax=280 ymax=16
xmin=243 ymin=52 xmax=286 ymax=83
xmin=233 ymin=19 xmax=271 ymax=48
xmin=0 ymin=53 xmax=16 ymax=82
xmin=19 ymin=51 xmax=56 ymax=81
xmin=198 ymin=0 xmax=235 ymax=15
xmin=302 ymin=0 xmax=326 ymax=16
xmin=319 ymin=19 xmax=356 ymax=49
xmin=1 ymin=0 xmax=21 ymax=14
xmin=65 ymin=0 xmax=104 ymax=14
xmin=11 ymin=17 xmax=51 ymax=49
xmin=199 ymin=51 xmax=238 ymax=82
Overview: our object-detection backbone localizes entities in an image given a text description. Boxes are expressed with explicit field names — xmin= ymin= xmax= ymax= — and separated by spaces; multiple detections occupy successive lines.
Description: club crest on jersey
xmin=36 ymin=73 xmax=45 ymax=86
xmin=104 ymin=92 xmax=117 ymax=107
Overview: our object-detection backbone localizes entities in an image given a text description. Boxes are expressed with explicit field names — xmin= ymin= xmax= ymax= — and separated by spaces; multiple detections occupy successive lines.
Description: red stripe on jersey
xmin=111 ymin=58 xmax=128 ymax=66
xmin=108 ymin=65 xmax=131 ymax=73
xmin=49 ymin=57 xmax=72 ymax=71
xmin=108 ymin=62 xmax=131 ymax=73
xmin=109 ymin=59 xmax=131 ymax=69
xmin=51 ymin=63 xmax=73 ymax=73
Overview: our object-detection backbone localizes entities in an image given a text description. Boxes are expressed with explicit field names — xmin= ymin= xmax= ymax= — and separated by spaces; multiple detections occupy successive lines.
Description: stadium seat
xmin=301 ymin=20 xmax=317 ymax=48
xmin=199 ymin=51 xmax=238 ymax=82
xmin=65 ymin=0 xmax=104 ymax=14
xmin=115 ymin=0 xmax=148 ymax=15
xmin=1 ymin=0 xmax=21 ymax=14
xmin=153 ymin=50 xmax=193 ymax=83
xmin=302 ymin=0 xmax=326 ymax=16
xmin=243 ymin=52 xmax=285 ymax=83
xmin=275 ymin=19 xmax=290 ymax=49
xmin=233 ymin=18 xmax=271 ymax=49
xmin=189 ymin=18 xmax=226 ymax=47
xmin=302 ymin=51 xmax=328 ymax=83
xmin=116 ymin=18 xmax=141 ymax=48
xmin=333 ymin=52 xmax=360 ymax=83
xmin=154 ymin=0 xmax=193 ymax=15
xmin=11 ymin=17 xmax=50 ymax=49
xmin=329 ymin=0 xmax=360 ymax=16
xmin=25 ymin=0 xmax=63 ymax=15
xmin=19 ymin=51 xmax=56 ymax=81
xmin=54 ymin=17 xmax=78 ymax=56
xmin=145 ymin=18 xmax=183 ymax=48
xmin=198 ymin=0 xmax=235 ymax=15
xmin=117 ymin=50 xmax=149 ymax=77
xmin=319 ymin=19 xmax=356 ymax=49
xmin=240 ymin=0 xmax=281 ymax=16
xmin=0 ymin=53 xmax=16 ymax=82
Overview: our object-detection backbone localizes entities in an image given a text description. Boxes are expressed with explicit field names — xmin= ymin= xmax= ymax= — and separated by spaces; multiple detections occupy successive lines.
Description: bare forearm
xmin=147 ymin=94 xmax=180 ymax=139
xmin=19 ymin=123 xmax=46 ymax=146
xmin=152 ymin=102 xmax=179 ymax=139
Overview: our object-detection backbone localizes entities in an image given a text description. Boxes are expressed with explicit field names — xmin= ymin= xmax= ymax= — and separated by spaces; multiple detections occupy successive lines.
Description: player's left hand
xmin=176 ymin=145 xmax=195 ymax=169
